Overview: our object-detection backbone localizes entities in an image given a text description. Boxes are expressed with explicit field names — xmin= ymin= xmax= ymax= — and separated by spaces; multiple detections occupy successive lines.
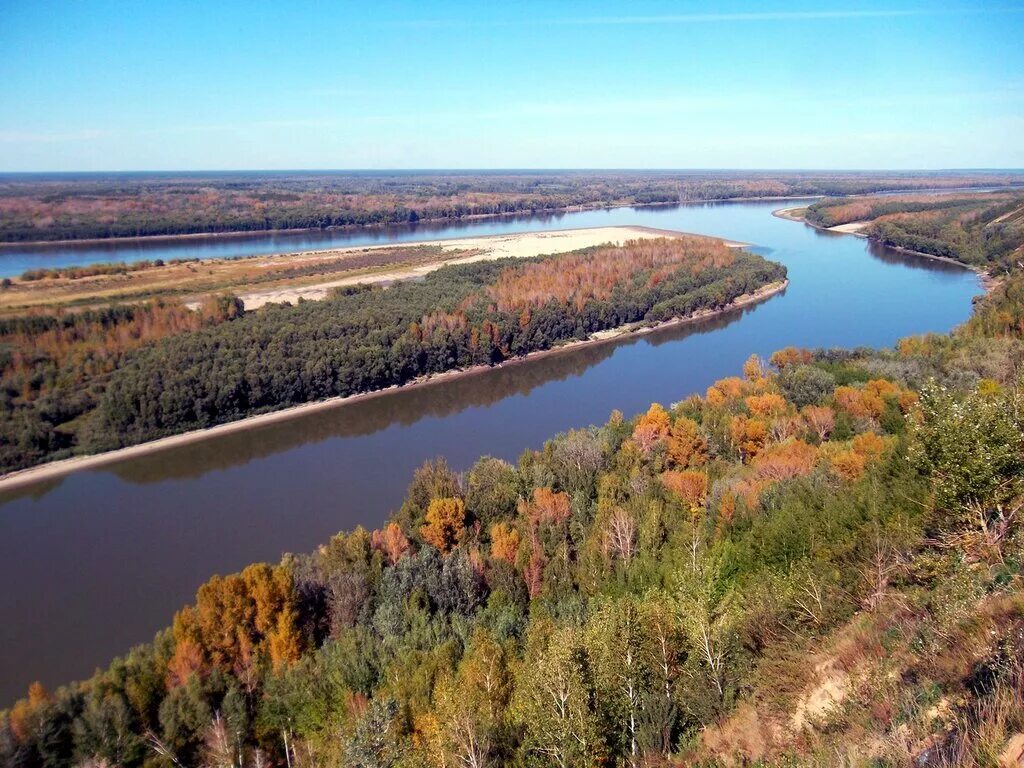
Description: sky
xmin=1 ymin=0 xmax=1023 ymax=171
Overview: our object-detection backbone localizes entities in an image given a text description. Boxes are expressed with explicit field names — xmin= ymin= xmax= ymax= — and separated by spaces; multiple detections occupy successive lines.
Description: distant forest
xmin=0 ymin=238 xmax=785 ymax=473
xmin=1 ymin=170 xmax=1022 ymax=242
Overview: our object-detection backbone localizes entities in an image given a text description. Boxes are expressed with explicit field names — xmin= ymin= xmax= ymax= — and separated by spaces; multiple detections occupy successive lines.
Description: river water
xmin=0 ymin=199 xmax=981 ymax=704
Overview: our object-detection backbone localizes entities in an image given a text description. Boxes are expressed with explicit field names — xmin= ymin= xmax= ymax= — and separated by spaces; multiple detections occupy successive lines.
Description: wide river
xmin=0 ymin=199 xmax=982 ymax=705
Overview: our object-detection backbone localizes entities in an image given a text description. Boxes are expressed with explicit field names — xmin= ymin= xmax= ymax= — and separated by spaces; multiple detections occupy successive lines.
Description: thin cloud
xmin=0 ymin=129 xmax=110 ymax=143
xmin=388 ymin=6 xmax=1024 ymax=28
xmin=551 ymin=8 xmax=1017 ymax=25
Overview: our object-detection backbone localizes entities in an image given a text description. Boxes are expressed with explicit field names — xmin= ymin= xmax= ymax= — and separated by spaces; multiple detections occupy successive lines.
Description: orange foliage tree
xmin=706 ymin=377 xmax=748 ymax=407
xmin=730 ymin=415 xmax=769 ymax=460
xmin=169 ymin=563 xmax=300 ymax=684
xmin=746 ymin=393 xmax=788 ymax=418
xmin=632 ymin=403 xmax=671 ymax=455
xmin=661 ymin=470 xmax=709 ymax=512
xmin=802 ymin=405 xmax=836 ymax=441
xmin=769 ymin=346 xmax=813 ymax=369
xmin=371 ymin=522 xmax=412 ymax=565
xmin=490 ymin=522 xmax=521 ymax=564
xmin=666 ymin=416 xmax=708 ymax=468
xmin=752 ymin=440 xmax=818 ymax=481
xmin=421 ymin=497 xmax=467 ymax=553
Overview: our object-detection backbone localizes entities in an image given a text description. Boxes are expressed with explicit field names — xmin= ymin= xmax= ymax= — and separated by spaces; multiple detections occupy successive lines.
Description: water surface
xmin=0 ymin=199 xmax=981 ymax=704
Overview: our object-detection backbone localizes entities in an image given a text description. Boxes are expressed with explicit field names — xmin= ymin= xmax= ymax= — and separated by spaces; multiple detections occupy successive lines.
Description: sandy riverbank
xmin=233 ymin=225 xmax=750 ymax=309
xmin=0 ymin=279 xmax=786 ymax=492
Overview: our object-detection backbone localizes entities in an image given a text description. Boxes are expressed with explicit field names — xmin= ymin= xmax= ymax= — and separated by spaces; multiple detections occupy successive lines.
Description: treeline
xmin=2 ymin=171 xmax=1021 ymax=242
xmin=4 ymin=297 xmax=1023 ymax=766
xmin=0 ymin=238 xmax=783 ymax=473
xmin=806 ymin=193 xmax=1024 ymax=271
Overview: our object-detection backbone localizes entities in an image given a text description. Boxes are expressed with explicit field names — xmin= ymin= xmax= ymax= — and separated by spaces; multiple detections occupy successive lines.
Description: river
xmin=0 ymin=199 xmax=982 ymax=705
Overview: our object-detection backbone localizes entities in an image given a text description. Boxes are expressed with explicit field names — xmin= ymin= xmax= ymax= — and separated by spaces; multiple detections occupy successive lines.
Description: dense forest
xmin=805 ymin=192 xmax=1024 ymax=272
xmin=2 ymin=171 xmax=1022 ymax=242
xmin=3 ymin=263 xmax=1023 ymax=766
xmin=0 ymin=238 xmax=785 ymax=473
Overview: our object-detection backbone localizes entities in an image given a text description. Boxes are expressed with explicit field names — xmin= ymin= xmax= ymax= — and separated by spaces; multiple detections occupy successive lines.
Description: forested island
xmin=3 ymin=261 xmax=1023 ymax=767
xmin=2 ymin=170 xmax=1022 ymax=243
xmin=0 ymin=236 xmax=785 ymax=474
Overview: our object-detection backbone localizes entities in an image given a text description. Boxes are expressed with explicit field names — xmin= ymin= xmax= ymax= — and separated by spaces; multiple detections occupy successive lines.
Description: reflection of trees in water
xmin=0 ymin=476 xmax=64 ymax=506
xmin=865 ymin=240 xmax=973 ymax=275
xmin=110 ymin=300 xmax=764 ymax=485
xmin=808 ymin=225 xmax=972 ymax=276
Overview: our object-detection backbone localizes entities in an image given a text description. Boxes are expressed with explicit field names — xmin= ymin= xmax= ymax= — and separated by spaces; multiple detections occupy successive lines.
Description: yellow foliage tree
xmin=421 ymin=497 xmax=466 ymax=553
xmin=666 ymin=417 xmax=708 ymax=468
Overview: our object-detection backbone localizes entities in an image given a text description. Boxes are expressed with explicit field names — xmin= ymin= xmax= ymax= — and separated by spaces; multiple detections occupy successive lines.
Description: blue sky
xmin=1 ymin=0 xmax=1022 ymax=171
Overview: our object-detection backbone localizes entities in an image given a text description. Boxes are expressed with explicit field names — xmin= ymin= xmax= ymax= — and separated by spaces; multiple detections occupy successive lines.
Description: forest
xmin=0 ymin=238 xmax=785 ymax=473
xmin=805 ymin=192 xmax=1024 ymax=272
xmin=3 ymin=262 xmax=1023 ymax=766
xmin=2 ymin=170 xmax=1022 ymax=242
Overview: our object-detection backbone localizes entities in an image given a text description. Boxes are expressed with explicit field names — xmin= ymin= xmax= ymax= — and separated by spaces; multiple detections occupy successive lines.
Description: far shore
xmin=772 ymin=206 xmax=995 ymax=291
xmin=0 ymin=196 xmax=819 ymax=249
xmin=0 ymin=279 xmax=787 ymax=493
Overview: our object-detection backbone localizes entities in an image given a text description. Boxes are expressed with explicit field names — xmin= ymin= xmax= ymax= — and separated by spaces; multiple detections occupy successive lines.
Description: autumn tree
xmin=631 ymin=404 xmax=670 ymax=455
xmin=489 ymin=522 xmax=520 ymax=564
xmin=421 ymin=497 xmax=467 ymax=553
xmin=371 ymin=523 xmax=411 ymax=566
xmin=801 ymin=404 xmax=835 ymax=441
xmin=665 ymin=417 xmax=708 ymax=469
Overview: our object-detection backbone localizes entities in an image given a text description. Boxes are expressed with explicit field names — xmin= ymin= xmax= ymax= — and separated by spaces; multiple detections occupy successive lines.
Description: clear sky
xmin=1 ymin=0 xmax=1022 ymax=171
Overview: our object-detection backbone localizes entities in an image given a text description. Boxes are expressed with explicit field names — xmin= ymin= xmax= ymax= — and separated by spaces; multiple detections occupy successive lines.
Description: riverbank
xmin=0 ymin=279 xmax=787 ymax=492
xmin=772 ymin=206 xmax=996 ymax=291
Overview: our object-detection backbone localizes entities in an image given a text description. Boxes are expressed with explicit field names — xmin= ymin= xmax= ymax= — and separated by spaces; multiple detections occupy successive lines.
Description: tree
xmin=911 ymin=380 xmax=1024 ymax=563
xmin=512 ymin=622 xmax=602 ymax=768
xmin=779 ymin=364 xmax=836 ymax=408
xmin=676 ymin=560 xmax=735 ymax=706
xmin=466 ymin=457 xmax=519 ymax=527
xmin=489 ymin=523 xmax=520 ymax=564
xmin=665 ymin=417 xmax=708 ymax=469
xmin=421 ymin=497 xmax=467 ymax=553
xmin=587 ymin=599 xmax=655 ymax=768
xmin=605 ymin=508 xmax=637 ymax=565
xmin=371 ymin=523 xmax=411 ymax=566
xmin=801 ymin=404 xmax=835 ymax=441
xmin=343 ymin=697 xmax=401 ymax=768
xmin=431 ymin=630 xmax=511 ymax=768
xmin=631 ymin=404 xmax=670 ymax=455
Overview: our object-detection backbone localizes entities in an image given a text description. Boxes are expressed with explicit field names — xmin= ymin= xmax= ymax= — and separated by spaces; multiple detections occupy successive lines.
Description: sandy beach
xmin=0 ymin=278 xmax=785 ymax=492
